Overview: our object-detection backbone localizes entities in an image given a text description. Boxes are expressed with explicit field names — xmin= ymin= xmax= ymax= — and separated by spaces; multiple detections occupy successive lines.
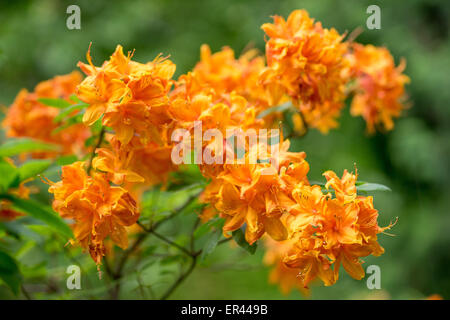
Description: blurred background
xmin=0 ymin=0 xmax=449 ymax=299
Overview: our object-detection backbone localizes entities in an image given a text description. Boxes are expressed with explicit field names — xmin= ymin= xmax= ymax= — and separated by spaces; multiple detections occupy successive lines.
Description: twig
xmin=150 ymin=191 xmax=202 ymax=230
xmin=87 ymin=127 xmax=105 ymax=174
xmin=159 ymin=255 xmax=197 ymax=300
xmin=21 ymin=284 xmax=32 ymax=300
xmin=107 ymin=191 xmax=202 ymax=299
xmin=297 ymin=110 xmax=309 ymax=137
xmin=145 ymin=227 xmax=192 ymax=257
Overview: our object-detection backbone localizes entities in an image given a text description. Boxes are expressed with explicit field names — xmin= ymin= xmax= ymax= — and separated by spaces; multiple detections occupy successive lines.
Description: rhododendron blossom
xmin=1 ymin=8 xmax=408 ymax=297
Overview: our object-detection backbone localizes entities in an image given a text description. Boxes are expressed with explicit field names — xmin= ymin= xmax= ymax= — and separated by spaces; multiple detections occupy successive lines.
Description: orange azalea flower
xmin=263 ymin=236 xmax=310 ymax=296
xmin=283 ymin=169 xmax=390 ymax=287
xmin=349 ymin=43 xmax=410 ymax=133
xmin=192 ymin=45 xmax=270 ymax=109
xmin=98 ymin=135 xmax=177 ymax=188
xmin=323 ymin=169 xmax=357 ymax=203
xmin=201 ymin=140 xmax=309 ymax=244
xmin=2 ymin=72 xmax=90 ymax=158
xmin=127 ymin=140 xmax=177 ymax=187
xmin=92 ymin=147 xmax=144 ymax=185
xmin=261 ymin=9 xmax=349 ymax=133
xmin=48 ymin=161 xmax=139 ymax=265
xmin=77 ymin=45 xmax=175 ymax=145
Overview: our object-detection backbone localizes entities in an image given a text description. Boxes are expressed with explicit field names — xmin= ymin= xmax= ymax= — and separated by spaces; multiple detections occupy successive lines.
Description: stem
xmin=147 ymin=228 xmax=192 ymax=257
xmin=150 ymin=191 xmax=202 ymax=230
xmin=21 ymin=284 xmax=32 ymax=300
xmin=297 ymin=110 xmax=309 ymax=137
xmin=87 ymin=127 xmax=105 ymax=174
xmin=160 ymin=255 xmax=197 ymax=300
xmin=106 ymin=191 xmax=201 ymax=299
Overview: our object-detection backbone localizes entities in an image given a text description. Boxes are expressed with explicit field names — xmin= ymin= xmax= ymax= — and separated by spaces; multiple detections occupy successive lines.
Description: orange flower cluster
xmin=48 ymin=162 xmax=139 ymax=264
xmin=77 ymin=45 xmax=175 ymax=144
xmin=263 ymin=169 xmax=391 ymax=292
xmin=201 ymin=139 xmax=309 ymax=244
xmin=283 ymin=170 xmax=389 ymax=288
xmin=260 ymin=9 xmax=350 ymax=133
xmin=348 ymin=44 xmax=410 ymax=133
xmin=77 ymin=45 xmax=178 ymax=186
xmin=191 ymin=44 xmax=270 ymax=110
xmin=2 ymin=71 xmax=90 ymax=158
xmin=1 ymin=9 xmax=402 ymax=289
xmin=263 ymin=237 xmax=309 ymax=296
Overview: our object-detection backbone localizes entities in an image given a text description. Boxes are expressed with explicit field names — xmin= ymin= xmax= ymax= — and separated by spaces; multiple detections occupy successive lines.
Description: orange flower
xmin=201 ymin=140 xmax=309 ymax=244
xmin=349 ymin=44 xmax=410 ymax=133
xmin=263 ymin=236 xmax=310 ymax=296
xmin=48 ymin=162 xmax=139 ymax=265
xmin=192 ymin=45 xmax=270 ymax=109
xmin=2 ymin=72 xmax=90 ymax=158
xmin=323 ymin=169 xmax=357 ymax=203
xmin=261 ymin=9 xmax=349 ymax=133
xmin=92 ymin=147 xmax=144 ymax=185
xmin=77 ymin=45 xmax=175 ymax=145
xmin=283 ymin=169 xmax=390 ymax=287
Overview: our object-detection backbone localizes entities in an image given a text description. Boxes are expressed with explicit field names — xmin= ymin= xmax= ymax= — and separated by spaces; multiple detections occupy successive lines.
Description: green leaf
xmin=168 ymin=164 xmax=207 ymax=191
xmin=309 ymin=180 xmax=326 ymax=186
xmin=0 ymin=222 xmax=21 ymax=240
xmin=17 ymin=159 xmax=52 ymax=182
xmin=51 ymin=114 xmax=83 ymax=134
xmin=69 ymin=94 xmax=82 ymax=103
xmin=194 ymin=218 xmax=223 ymax=239
xmin=56 ymin=155 xmax=78 ymax=166
xmin=160 ymin=254 xmax=184 ymax=266
xmin=257 ymin=102 xmax=294 ymax=119
xmin=0 ymin=161 xmax=19 ymax=192
xmin=356 ymin=182 xmax=391 ymax=192
xmin=0 ymin=249 xmax=21 ymax=295
xmin=53 ymin=103 xmax=88 ymax=123
xmin=0 ymin=138 xmax=61 ymax=157
xmin=37 ymin=98 xmax=71 ymax=109
xmin=199 ymin=228 xmax=222 ymax=262
xmin=0 ymin=195 xmax=73 ymax=239
xmin=232 ymin=228 xmax=257 ymax=255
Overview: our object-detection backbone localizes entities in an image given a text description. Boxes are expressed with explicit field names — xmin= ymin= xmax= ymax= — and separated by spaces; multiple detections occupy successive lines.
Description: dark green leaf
xmin=194 ymin=218 xmax=223 ymax=239
xmin=0 ymin=249 xmax=21 ymax=295
xmin=0 ymin=222 xmax=21 ymax=240
xmin=168 ymin=164 xmax=207 ymax=191
xmin=0 ymin=138 xmax=60 ymax=157
xmin=0 ymin=195 xmax=73 ymax=239
xmin=199 ymin=228 xmax=222 ymax=262
xmin=0 ymin=161 xmax=19 ymax=192
xmin=232 ymin=228 xmax=257 ymax=255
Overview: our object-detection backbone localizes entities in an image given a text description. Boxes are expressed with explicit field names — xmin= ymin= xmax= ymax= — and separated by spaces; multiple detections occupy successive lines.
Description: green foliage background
xmin=0 ymin=0 xmax=449 ymax=299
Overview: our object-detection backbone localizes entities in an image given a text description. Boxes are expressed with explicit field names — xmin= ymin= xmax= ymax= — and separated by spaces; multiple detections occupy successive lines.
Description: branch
xmin=160 ymin=255 xmax=197 ymax=300
xmin=87 ymin=126 xmax=105 ymax=174
xmin=150 ymin=191 xmax=203 ymax=230
xmin=107 ymin=190 xmax=202 ymax=299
